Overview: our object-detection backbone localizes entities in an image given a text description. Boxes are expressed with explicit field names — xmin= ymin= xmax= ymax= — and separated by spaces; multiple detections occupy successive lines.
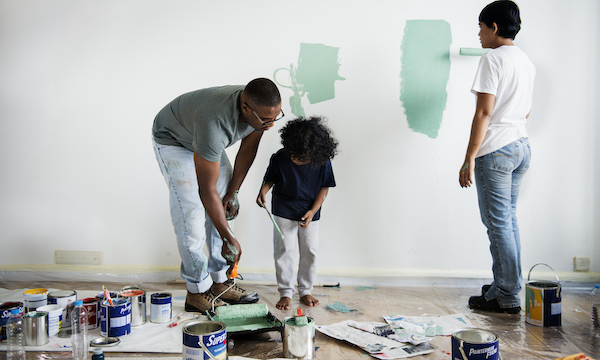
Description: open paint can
xmin=37 ymin=304 xmax=62 ymax=336
xmin=183 ymin=320 xmax=227 ymax=360
xmin=283 ymin=316 xmax=316 ymax=360
xmin=526 ymin=263 xmax=561 ymax=327
xmin=24 ymin=311 xmax=49 ymax=346
xmin=23 ymin=288 xmax=48 ymax=312
xmin=451 ymin=328 xmax=499 ymax=360
xmin=120 ymin=289 xmax=146 ymax=326
xmin=100 ymin=298 xmax=132 ymax=337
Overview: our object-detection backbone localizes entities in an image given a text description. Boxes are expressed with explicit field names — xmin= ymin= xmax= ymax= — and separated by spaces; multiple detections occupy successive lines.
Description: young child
xmin=257 ymin=116 xmax=338 ymax=310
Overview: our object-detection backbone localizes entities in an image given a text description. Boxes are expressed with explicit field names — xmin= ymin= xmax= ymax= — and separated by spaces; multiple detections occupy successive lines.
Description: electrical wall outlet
xmin=55 ymin=250 xmax=104 ymax=265
xmin=573 ymin=256 xmax=590 ymax=271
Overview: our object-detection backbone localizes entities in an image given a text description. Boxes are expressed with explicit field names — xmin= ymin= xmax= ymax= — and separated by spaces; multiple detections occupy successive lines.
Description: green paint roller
xmin=459 ymin=47 xmax=490 ymax=56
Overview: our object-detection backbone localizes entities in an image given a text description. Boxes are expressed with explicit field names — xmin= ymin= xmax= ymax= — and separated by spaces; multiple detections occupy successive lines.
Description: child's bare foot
xmin=300 ymin=294 xmax=319 ymax=306
xmin=276 ymin=297 xmax=291 ymax=310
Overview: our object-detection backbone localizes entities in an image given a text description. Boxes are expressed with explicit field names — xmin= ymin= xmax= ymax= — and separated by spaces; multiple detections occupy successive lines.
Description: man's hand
xmin=221 ymin=233 xmax=241 ymax=270
xmin=459 ymin=160 xmax=474 ymax=188
xmin=223 ymin=190 xmax=239 ymax=220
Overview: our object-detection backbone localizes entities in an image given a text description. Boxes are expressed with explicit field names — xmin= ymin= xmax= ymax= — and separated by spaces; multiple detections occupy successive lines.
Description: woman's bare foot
xmin=300 ymin=294 xmax=319 ymax=306
xmin=276 ymin=297 xmax=291 ymax=310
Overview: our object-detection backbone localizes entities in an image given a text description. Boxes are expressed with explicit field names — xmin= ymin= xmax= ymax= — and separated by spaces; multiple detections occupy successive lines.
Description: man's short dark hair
xmin=245 ymin=78 xmax=281 ymax=107
xmin=479 ymin=0 xmax=521 ymax=40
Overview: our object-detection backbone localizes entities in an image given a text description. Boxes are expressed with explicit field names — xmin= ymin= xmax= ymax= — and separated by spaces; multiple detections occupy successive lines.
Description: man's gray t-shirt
xmin=152 ymin=85 xmax=255 ymax=162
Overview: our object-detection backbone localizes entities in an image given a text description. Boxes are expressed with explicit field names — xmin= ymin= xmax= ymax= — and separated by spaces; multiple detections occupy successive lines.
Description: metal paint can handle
xmin=527 ymin=263 xmax=560 ymax=283
xmin=459 ymin=340 xmax=469 ymax=360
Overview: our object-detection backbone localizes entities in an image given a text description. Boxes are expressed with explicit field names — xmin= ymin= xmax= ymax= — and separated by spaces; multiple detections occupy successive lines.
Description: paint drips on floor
xmin=400 ymin=20 xmax=452 ymax=139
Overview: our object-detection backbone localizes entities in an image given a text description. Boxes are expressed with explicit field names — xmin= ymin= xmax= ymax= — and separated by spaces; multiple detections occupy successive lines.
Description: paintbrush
xmin=102 ymin=285 xmax=114 ymax=306
xmin=263 ymin=205 xmax=284 ymax=239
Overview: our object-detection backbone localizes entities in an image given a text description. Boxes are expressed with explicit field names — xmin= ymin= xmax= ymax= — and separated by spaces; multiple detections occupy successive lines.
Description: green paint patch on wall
xmin=400 ymin=20 xmax=452 ymax=139
xmin=274 ymin=43 xmax=345 ymax=117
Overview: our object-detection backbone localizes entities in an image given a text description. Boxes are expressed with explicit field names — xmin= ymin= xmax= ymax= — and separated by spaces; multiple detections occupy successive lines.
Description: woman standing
xmin=459 ymin=0 xmax=535 ymax=314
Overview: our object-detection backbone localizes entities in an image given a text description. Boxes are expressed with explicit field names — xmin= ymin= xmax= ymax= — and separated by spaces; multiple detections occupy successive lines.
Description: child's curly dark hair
xmin=280 ymin=116 xmax=338 ymax=166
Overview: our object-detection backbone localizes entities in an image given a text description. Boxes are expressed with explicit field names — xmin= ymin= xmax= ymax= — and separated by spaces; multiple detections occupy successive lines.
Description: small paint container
xmin=82 ymin=298 xmax=100 ymax=329
xmin=37 ymin=304 xmax=63 ymax=336
xmin=120 ymin=289 xmax=146 ymax=326
xmin=23 ymin=288 xmax=49 ymax=312
xmin=283 ymin=316 xmax=316 ymax=360
xmin=183 ymin=320 xmax=227 ymax=360
xmin=526 ymin=263 xmax=561 ymax=327
xmin=47 ymin=290 xmax=77 ymax=329
xmin=24 ymin=311 xmax=49 ymax=346
xmin=100 ymin=298 xmax=131 ymax=337
xmin=150 ymin=292 xmax=172 ymax=323
xmin=451 ymin=328 xmax=499 ymax=360
xmin=0 ymin=302 xmax=24 ymax=342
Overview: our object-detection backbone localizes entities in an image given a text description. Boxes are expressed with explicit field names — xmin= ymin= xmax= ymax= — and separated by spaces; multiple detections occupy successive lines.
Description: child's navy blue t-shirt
xmin=263 ymin=149 xmax=336 ymax=221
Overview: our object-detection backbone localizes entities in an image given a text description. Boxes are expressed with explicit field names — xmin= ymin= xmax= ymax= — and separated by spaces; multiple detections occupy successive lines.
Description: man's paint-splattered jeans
xmin=153 ymin=139 xmax=231 ymax=294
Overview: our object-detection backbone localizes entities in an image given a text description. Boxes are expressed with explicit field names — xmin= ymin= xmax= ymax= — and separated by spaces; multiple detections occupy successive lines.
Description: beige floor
xmin=2 ymin=278 xmax=600 ymax=359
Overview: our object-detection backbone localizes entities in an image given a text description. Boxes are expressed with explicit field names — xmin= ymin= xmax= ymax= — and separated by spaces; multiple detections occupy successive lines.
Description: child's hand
xmin=300 ymin=211 xmax=315 ymax=228
xmin=256 ymin=192 xmax=266 ymax=207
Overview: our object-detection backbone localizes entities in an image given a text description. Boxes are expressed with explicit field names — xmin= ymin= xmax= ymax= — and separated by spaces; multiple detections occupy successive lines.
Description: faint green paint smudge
xmin=400 ymin=20 xmax=452 ymax=139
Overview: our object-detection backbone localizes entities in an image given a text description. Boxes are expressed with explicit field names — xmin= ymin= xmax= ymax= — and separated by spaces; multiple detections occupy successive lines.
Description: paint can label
xmin=451 ymin=328 xmax=499 ymax=360
xmin=0 ymin=302 xmax=24 ymax=342
xmin=150 ymin=292 xmax=172 ymax=323
xmin=100 ymin=298 xmax=131 ymax=337
xmin=82 ymin=298 xmax=100 ymax=329
xmin=183 ymin=320 xmax=227 ymax=360
xmin=526 ymin=281 xmax=561 ymax=327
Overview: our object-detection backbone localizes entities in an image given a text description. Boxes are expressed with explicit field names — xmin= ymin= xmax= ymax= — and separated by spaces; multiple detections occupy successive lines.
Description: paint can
xmin=23 ymin=288 xmax=48 ymax=312
xmin=283 ymin=316 xmax=316 ymax=360
xmin=82 ymin=298 xmax=100 ymax=329
xmin=150 ymin=292 xmax=172 ymax=323
xmin=121 ymin=285 xmax=141 ymax=291
xmin=119 ymin=289 xmax=146 ymax=326
xmin=37 ymin=304 xmax=62 ymax=336
xmin=526 ymin=263 xmax=561 ymax=327
xmin=100 ymin=298 xmax=132 ymax=337
xmin=47 ymin=290 xmax=77 ymax=329
xmin=0 ymin=302 xmax=24 ymax=342
xmin=24 ymin=311 xmax=49 ymax=346
xmin=451 ymin=328 xmax=499 ymax=360
xmin=182 ymin=320 xmax=227 ymax=360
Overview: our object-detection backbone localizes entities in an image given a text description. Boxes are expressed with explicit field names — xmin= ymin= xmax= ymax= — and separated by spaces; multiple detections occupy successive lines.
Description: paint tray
xmin=206 ymin=303 xmax=283 ymax=335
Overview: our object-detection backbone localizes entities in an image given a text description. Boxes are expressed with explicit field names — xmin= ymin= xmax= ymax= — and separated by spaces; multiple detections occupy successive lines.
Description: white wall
xmin=1 ymin=0 xmax=598 ymax=278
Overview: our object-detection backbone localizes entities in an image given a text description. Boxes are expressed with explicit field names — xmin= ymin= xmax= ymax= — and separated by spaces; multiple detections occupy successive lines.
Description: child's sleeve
xmin=263 ymin=152 xmax=281 ymax=184
xmin=321 ymin=161 xmax=336 ymax=188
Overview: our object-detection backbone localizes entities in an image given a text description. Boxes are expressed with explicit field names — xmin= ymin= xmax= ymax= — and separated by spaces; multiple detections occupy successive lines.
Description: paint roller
xmin=459 ymin=47 xmax=490 ymax=56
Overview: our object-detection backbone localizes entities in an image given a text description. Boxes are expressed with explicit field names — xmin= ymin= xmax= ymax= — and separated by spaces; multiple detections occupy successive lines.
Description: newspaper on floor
xmin=348 ymin=320 xmax=431 ymax=346
xmin=316 ymin=320 xmax=435 ymax=359
xmin=383 ymin=313 xmax=474 ymax=337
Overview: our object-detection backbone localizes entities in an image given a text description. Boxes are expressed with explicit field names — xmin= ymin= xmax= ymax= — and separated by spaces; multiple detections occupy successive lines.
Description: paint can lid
xmin=90 ymin=337 xmax=121 ymax=347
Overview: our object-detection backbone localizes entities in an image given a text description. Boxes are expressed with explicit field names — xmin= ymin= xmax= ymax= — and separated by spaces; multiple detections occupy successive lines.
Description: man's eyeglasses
xmin=245 ymin=102 xmax=285 ymax=125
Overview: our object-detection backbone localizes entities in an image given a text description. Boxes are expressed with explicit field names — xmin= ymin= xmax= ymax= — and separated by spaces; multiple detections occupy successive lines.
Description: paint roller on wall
xmin=459 ymin=48 xmax=490 ymax=56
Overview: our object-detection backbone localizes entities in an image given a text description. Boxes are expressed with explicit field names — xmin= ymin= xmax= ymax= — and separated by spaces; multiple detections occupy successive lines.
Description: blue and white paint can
xmin=100 ymin=298 xmax=132 ymax=337
xmin=0 ymin=302 xmax=24 ymax=342
xmin=150 ymin=292 xmax=172 ymax=323
xmin=183 ymin=320 xmax=227 ymax=360
xmin=451 ymin=328 xmax=499 ymax=360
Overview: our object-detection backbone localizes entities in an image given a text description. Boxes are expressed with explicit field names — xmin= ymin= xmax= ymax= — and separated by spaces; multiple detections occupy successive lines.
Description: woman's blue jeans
xmin=475 ymin=137 xmax=531 ymax=308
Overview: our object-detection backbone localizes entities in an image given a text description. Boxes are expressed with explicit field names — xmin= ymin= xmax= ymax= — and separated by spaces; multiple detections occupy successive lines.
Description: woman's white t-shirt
xmin=471 ymin=45 xmax=536 ymax=158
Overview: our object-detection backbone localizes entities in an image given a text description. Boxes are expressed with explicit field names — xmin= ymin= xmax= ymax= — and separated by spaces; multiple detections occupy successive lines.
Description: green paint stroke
xmin=296 ymin=43 xmax=345 ymax=105
xmin=400 ymin=20 xmax=452 ymax=139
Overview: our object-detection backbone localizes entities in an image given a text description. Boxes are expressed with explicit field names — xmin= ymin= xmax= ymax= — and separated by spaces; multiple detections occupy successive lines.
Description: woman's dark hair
xmin=479 ymin=0 xmax=521 ymax=39
xmin=280 ymin=116 xmax=338 ymax=166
